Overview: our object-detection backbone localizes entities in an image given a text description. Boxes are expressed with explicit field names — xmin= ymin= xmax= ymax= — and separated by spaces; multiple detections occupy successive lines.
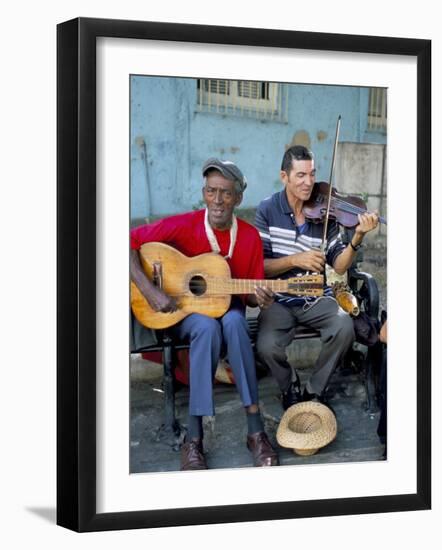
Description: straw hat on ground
xmin=276 ymin=401 xmax=337 ymax=456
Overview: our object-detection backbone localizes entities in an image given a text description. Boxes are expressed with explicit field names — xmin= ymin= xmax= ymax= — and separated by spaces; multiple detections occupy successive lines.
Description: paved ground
xmin=130 ymin=360 xmax=385 ymax=473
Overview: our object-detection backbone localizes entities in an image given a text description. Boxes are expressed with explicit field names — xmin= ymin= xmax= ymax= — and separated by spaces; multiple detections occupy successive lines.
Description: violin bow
xmin=320 ymin=115 xmax=341 ymax=253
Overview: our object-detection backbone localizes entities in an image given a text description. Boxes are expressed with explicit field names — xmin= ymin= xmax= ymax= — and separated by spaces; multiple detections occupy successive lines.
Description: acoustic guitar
xmin=131 ymin=242 xmax=323 ymax=329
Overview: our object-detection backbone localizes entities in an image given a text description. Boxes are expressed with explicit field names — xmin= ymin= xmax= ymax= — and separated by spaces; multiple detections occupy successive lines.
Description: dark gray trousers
xmin=257 ymin=297 xmax=354 ymax=396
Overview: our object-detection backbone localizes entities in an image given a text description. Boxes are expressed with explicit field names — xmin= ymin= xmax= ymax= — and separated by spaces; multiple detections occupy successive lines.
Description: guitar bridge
xmin=152 ymin=262 xmax=163 ymax=290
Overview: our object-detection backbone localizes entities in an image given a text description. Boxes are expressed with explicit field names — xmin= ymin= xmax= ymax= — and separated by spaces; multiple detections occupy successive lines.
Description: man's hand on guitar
xmin=147 ymin=288 xmax=178 ymax=313
xmin=254 ymin=286 xmax=275 ymax=310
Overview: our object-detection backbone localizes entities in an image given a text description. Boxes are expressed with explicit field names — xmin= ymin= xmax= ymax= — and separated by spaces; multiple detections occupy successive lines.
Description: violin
xmin=303 ymin=181 xmax=387 ymax=228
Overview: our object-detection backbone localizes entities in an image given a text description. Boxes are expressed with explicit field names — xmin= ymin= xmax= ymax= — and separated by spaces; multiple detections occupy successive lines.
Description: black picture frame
xmin=57 ymin=17 xmax=431 ymax=532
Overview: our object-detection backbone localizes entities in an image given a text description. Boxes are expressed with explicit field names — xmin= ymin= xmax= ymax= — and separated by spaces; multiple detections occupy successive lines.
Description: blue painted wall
xmin=130 ymin=76 xmax=386 ymax=220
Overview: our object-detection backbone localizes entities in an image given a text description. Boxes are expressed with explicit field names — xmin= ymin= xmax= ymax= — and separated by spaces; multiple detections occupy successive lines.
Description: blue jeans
xmin=173 ymin=300 xmax=259 ymax=416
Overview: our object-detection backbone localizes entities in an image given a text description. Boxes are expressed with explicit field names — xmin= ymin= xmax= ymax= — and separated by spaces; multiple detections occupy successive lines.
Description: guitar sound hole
xmin=189 ymin=275 xmax=207 ymax=296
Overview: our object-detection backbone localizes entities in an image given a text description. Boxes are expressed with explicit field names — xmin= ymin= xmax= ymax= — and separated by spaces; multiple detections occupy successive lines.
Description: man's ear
xmin=234 ymin=192 xmax=243 ymax=208
xmin=280 ymin=170 xmax=288 ymax=186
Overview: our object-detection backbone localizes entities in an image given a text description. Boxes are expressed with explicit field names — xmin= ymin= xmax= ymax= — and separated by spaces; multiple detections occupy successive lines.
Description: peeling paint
xmin=288 ymin=130 xmax=311 ymax=149
xmin=134 ymin=136 xmax=145 ymax=147
xmin=317 ymin=130 xmax=327 ymax=142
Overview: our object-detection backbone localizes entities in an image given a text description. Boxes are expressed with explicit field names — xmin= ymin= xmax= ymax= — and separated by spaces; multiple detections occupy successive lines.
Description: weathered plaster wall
xmin=130 ymin=76 xmax=387 ymax=221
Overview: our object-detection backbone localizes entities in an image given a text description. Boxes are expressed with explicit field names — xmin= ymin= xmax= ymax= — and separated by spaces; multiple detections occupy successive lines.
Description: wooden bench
xmin=131 ymin=261 xmax=380 ymax=445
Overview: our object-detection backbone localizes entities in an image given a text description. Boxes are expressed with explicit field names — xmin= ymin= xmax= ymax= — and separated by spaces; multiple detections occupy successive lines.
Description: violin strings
xmin=309 ymin=195 xmax=386 ymax=225
xmin=331 ymin=197 xmax=368 ymax=215
xmin=325 ymin=197 xmax=386 ymax=223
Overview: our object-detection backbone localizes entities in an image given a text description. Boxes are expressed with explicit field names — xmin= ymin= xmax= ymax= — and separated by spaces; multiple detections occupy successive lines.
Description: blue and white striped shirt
xmin=255 ymin=189 xmax=346 ymax=305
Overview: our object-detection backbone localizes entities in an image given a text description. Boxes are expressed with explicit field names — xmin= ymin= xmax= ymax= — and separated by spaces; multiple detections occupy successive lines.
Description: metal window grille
xmin=367 ymin=88 xmax=387 ymax=132
xmin=196 ymin=79 xmax=287 ymax=122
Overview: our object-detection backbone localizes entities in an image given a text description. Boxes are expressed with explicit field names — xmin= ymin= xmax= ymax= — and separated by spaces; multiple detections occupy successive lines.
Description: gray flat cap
xmin=202 ymin=158 xmax=247 ymax=192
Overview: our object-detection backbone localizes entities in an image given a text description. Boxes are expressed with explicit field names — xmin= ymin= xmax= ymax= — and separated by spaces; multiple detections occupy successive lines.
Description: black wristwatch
xmin=350 ymin=241 xmax=362 ymax=252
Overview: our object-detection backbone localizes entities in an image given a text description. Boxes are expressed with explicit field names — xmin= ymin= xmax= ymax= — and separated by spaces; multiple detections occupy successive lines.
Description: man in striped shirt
xmin=255 ymin=145 xmax=379 ymax=410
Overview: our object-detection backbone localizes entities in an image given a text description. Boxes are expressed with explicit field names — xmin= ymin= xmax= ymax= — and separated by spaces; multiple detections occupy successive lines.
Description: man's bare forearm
xmin=264 ymin=256 xmax=296 ymax=277
xmin=264 ymin=249 xmax=325 ymax=277
xmin=130 ymin=249 xmax=157 ymax=299
xmin=332 ymin=246 xmax=357 ymax=275
xmin=130 ymin=249 xmax=177 ymax=312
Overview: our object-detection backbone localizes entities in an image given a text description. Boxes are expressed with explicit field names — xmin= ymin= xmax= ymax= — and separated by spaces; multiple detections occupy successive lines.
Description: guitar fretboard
xmin=205 ymin=278 xmax=322 ymax=295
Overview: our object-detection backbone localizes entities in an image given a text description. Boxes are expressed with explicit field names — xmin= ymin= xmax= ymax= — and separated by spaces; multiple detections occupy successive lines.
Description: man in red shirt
xmin=130 ymin=158 xmax=278 ymax=470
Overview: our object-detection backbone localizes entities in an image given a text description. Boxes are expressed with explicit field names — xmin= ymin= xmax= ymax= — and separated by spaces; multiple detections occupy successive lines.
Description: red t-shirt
xmin=130 ymin=209 xmax=264 ymax=281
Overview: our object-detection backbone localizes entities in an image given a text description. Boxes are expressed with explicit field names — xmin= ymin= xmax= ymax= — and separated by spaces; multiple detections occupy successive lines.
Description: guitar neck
xmin=215 ymin=279 xmax=292 ymax=294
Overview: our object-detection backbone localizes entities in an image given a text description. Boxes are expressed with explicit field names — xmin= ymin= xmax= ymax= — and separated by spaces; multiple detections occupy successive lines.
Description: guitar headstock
xmin=285 ymin=274 xmax=324 ymax=297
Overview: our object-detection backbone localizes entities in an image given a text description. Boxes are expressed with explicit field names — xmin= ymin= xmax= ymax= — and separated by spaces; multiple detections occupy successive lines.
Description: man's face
xmin=202 ymin=172 xmax=242 ymax=230
xmin=281 ymin=159 xmax=316 ymax=203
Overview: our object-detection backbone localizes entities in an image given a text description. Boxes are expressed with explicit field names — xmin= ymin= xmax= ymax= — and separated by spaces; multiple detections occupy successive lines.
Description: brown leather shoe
xmin=180 ymin=439 xmax=208 ymax=470
xmin=247 ymin=432 xmax=279 ymax=467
